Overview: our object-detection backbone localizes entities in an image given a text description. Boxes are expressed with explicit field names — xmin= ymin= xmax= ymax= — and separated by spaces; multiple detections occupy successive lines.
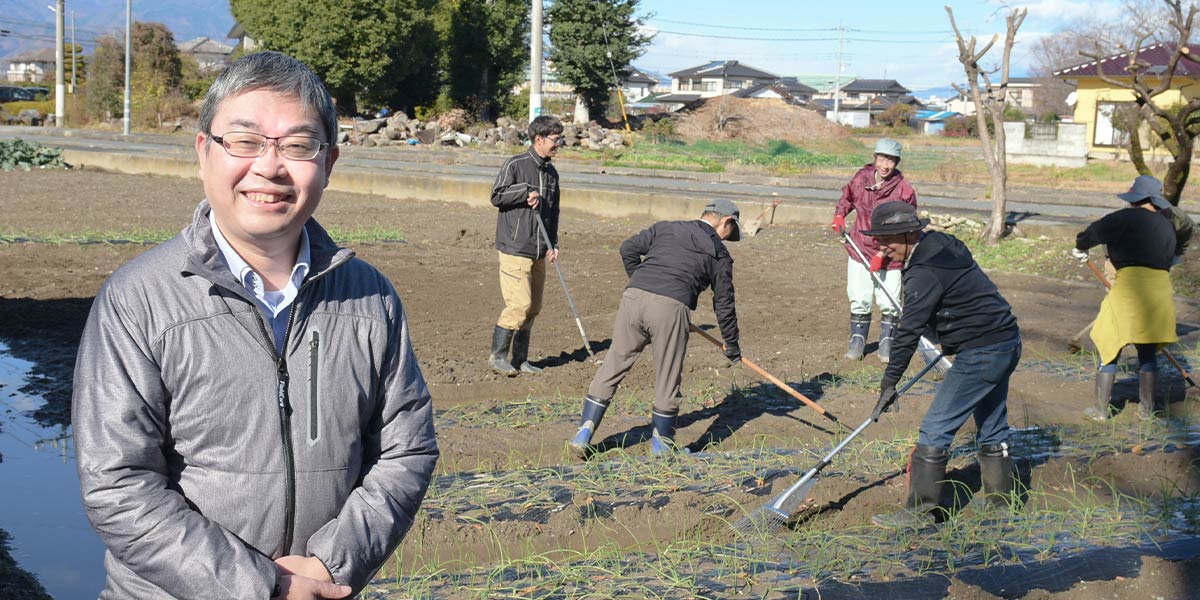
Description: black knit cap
xmin=860 ymin=201 xmax=929 ymax=236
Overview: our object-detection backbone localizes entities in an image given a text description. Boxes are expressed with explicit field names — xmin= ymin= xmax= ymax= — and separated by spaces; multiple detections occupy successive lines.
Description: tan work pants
xmin=497 ymin=251 xmax=546 ymax=331
xmin=587 ymin=288 xmax=690 ymax=415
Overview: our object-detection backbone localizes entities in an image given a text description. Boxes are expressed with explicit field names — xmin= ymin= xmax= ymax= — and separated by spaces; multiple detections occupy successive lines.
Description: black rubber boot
xmin=511 ymin=328 xmax=543 ymax=373
xmin=878 ymin=315 xmax=898 ymax=363
xmin=1084 ymin=371 xmax=1116 ymax=421
xmin=1138 ymin=370 xmax=1159 ymax=420
xmin=977 ymin=442 xmax=1017 ymax=510
xmin=871 ymin=444 xmax=948 ymax=528
xmin=650 ymin=410 xmax=678 ymax=455
xmin=568 ymin=396 xmax=609 ymax=459
xmin=844 ymin=314 xmax=871 ymax=360
xmin=490 ymin=326 xmax=518 ymax=376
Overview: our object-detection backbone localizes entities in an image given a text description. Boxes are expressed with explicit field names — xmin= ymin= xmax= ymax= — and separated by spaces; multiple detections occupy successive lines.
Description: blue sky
xmin=631 ymin=0 xmax=1126 ymax=93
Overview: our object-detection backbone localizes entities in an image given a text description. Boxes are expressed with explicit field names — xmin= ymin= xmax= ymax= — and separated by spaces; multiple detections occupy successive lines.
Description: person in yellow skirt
xmin=1075 ymin=175 xmax=1180 ymax=420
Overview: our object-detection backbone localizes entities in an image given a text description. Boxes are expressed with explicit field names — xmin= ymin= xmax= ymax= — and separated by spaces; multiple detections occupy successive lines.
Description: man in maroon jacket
xmin=830 ymin=138 xmax=918 ymax=362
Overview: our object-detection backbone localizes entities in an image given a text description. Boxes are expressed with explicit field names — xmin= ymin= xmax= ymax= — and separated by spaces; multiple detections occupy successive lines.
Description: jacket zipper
xmin=536 ymin=168 xmax=546 ymax=257
xmin=308 ymin=330 xmax=320 ymax=444
xmin=253 ymin=300 xmax=300 ymax=556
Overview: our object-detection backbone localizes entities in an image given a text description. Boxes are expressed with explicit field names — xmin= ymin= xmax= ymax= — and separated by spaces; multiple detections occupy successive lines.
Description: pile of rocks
xmin=345 ymin=114 xmax=628 ymax=149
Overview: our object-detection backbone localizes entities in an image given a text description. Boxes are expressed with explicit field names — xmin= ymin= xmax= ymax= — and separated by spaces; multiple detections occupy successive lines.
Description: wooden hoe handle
xmin=689 ymin=324 xmax=843 ymax=423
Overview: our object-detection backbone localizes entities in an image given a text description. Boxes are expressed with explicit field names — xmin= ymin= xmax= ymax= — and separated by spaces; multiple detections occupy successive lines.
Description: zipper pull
xmin=277 ymin=361 xmax=290 ymax=409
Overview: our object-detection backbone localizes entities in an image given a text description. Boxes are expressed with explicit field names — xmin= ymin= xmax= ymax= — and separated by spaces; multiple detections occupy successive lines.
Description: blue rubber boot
xmin=568 ymin=396 xmax=608 ymax=459
xmin=650 ymin=411 xmax=678 ymax=455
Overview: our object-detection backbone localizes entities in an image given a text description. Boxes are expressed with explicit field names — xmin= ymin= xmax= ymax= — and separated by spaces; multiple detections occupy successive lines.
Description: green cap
xmin=873 ymin=138 xmax=902 ymax=159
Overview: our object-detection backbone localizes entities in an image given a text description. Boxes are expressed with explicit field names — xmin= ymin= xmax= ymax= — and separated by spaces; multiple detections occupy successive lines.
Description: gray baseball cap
xmin=1117 ymin=174 xmax=1172 ymax=210
xmin=704 ymin=198 xmax=741 ymax=241
xmin=874 ymin=138 xmax=902 ymax=159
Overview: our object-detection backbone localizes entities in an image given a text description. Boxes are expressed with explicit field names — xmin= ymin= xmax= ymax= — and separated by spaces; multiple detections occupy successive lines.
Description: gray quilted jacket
xmin=72 ymin=201 xmax=439 ymax=598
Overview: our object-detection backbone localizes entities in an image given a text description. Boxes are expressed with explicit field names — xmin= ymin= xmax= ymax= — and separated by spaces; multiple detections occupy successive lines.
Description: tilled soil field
xmin=4 ymin=168 xmax=1200 ymax=599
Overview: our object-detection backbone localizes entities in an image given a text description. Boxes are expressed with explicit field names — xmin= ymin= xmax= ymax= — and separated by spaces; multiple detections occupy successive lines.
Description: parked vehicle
xmin=0 ymin=86 xmax=38 ymax=102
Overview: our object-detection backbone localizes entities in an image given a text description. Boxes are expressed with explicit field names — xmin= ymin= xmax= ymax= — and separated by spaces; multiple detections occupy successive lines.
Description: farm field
xmin=3 ymin=168 xmax=1200 ymax=599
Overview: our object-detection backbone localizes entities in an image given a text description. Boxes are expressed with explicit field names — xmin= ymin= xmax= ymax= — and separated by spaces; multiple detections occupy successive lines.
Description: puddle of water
xmin=0 ymin=343 xmax=106 ymax=598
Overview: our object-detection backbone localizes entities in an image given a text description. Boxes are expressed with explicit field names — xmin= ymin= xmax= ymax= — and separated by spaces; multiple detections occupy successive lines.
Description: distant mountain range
xmin=0 ymin=1 xmax=235 ymax=58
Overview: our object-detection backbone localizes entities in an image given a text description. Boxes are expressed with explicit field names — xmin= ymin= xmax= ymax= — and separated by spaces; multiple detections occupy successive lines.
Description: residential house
xmin=835 ymin=78 xmax=912 ymax=103
xmin=4 ymin=48 xmax=55 ymax=83
xmin=226 ymin=22 xmax=259 ymax=53
xmin=178 ymin=37 xmax=235 ymax=74
xmin=733 ymin=77 xmax=818 ymax=105
xmin=813 ymin=94 xmax=924 ymax=127
xmin=666 ymin=60 xmax=778 ymax=100
xmin=619 ymin=66 xmax=660 ymax=103
xmin=1055 ymin=42 xmax=1200 ymax=159
xmin=945 ymin=77 xmax=1048 ymax=117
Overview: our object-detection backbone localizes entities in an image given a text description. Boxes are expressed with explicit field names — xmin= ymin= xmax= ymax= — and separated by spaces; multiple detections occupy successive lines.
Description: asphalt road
xmin=2 ymin=125 xmax=1182 ymax=226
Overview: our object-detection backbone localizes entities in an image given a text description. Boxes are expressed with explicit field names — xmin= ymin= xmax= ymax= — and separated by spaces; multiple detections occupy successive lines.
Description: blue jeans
xmin=918 ymin=334 xmax=1021 ymax=450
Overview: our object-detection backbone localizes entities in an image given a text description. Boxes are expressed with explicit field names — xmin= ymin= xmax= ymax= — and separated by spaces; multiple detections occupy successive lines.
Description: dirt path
xmin=2 ymin=168 xmax=1199 ymax=598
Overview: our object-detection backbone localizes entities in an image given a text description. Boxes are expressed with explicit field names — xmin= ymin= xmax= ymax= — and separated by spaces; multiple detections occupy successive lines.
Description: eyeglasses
xmin=209 ymin=131 xmax=329 ymax=161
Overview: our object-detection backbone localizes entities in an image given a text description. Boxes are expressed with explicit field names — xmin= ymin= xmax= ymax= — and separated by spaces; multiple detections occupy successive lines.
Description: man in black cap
xmin=862 ymin=201 xmax=1022 ymax=528
xmin=567 ymin=198 xmax=743 ymax=457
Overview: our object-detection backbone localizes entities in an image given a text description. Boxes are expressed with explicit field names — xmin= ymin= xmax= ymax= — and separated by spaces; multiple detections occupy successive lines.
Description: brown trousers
xmin=497 ymin=251 xmax=546 ymax=331
xmin=587 ymin=288 xmax=690 ymax=414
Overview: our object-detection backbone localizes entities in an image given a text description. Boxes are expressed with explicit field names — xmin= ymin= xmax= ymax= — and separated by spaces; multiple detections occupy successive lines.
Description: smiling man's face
xmin=196 ymin=89 xmax=337 ymax=257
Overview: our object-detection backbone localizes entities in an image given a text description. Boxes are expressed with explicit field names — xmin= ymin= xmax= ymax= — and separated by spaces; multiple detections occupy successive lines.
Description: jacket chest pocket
xmin=307 ymin=330 xmax=322 ymax=445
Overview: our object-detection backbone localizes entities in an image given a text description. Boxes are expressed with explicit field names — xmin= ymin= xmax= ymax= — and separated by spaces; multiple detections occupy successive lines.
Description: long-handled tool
xmin=730 ymin=354 xmax=944 ymax=537
xmin=1084 ymin=259 xmax=1196 ymax=388
xmin=839 ymin=228 xmax=952 ymax=374
xmin=535 ymin=214 xmax=598 ymax=363
xmin=744 ymin=199 xmax=781 ymax=238
xmin=689 ymin=324 xmax=847 ymax=430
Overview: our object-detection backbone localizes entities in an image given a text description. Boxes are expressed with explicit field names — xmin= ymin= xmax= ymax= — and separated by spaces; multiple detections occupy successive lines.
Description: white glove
xmin=1071 ymin=248 xmax=1089 ymax=263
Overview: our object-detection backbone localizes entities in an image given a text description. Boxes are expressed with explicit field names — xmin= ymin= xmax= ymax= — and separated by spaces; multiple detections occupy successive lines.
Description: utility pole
xmin=529 ymin=0 xmax=543 ymax=122
xmin=123 ymin=0 xmax=131 ymax=136
xmin=832 ymin=25 xmax=843 ymax=125
xmin=54 ymin=0 xmax=65 ymax=127
xmin=70 ymin=10 xmax=76 ymax=91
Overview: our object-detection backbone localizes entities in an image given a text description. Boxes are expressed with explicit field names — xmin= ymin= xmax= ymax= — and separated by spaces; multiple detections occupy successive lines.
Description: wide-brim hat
xmin=1117 ymin=174 xmax=1172 ymax=210
xmin=860 ymin=201 xmax=929 ymax=236
xmin=704 ymin=198 xmax=741 ymax=241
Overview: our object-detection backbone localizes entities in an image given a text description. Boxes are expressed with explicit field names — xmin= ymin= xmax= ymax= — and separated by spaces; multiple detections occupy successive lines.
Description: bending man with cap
xmin=568 ymin=199 xmax=742 ymax=457
xmin=831 ymin=138 xmax=918 ymax=362
xmin=1075 ymin=174 xmax=1179 ymax=420
xmin=863 ymin=202 xmax=1022 ymax=528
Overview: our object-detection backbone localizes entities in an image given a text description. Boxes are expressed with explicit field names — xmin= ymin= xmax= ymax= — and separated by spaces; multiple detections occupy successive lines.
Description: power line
xmin=650 ymin=18 xmax=835 ymax=32
xmin=654 ymin=29 xmax=954 ymax=45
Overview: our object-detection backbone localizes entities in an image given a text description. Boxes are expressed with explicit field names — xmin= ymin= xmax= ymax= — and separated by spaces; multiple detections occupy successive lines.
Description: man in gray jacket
xmin=488 ymin=115 xmax=563 ymax=375
xmin=72 ymin=51 xmax=438 ymax=599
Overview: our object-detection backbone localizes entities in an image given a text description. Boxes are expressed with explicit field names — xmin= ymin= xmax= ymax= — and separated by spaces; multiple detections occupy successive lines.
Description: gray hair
xmin=199 ymin=51 xmax=337 ymax=144
xmin=528 ymin=115 xmax=563 ymax=140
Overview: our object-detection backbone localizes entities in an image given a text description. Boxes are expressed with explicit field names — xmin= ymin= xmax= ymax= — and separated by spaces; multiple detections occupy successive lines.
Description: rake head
xmin=730 ymin=505 xmax=790 ymax=537
xmin=730 ymin=476 xmax=817 ymax=537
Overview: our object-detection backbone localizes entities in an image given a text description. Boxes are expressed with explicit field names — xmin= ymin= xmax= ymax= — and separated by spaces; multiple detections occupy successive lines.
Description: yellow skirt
xmin=1090 ymin=266 xmax=1177 ymax=365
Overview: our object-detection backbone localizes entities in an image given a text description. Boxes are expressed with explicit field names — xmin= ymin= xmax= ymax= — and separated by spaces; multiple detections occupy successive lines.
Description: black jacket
xmin=882 ymin=231 xmax=1018 ymax=386
xmin=621 ymin=220 xmax=739 ymax=349
xmin=492 ymin=149 xmax=559 ymax=259
xmin=1076 ymin=207 xmax=1176 ymax=271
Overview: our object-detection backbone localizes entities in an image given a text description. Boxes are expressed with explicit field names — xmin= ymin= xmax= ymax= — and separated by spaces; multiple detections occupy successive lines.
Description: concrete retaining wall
xmin=62 ymin=149 xmax=833 ymax=227
xmin=1005 ymin=122 xmax=1088 ymax=168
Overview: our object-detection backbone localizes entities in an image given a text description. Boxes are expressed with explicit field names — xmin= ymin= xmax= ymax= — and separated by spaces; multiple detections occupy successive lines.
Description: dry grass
xmin=675 ymin=97 xmax=858 ymax=153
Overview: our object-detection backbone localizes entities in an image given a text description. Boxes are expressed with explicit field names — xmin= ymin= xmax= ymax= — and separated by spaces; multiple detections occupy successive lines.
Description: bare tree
xmin=1081 ymin=0 xmax=1200 ymax=206
xmin=946 ymin=5 xmax=1027 ymax=243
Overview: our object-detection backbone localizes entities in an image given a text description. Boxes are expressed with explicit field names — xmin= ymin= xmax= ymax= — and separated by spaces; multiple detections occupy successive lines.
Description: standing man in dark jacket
xmin=489 ymin=115 xmax=564 ymax=375
xmin=567 ymin=199 xmax=742 ymax=457
xmin=862 ymin=202 xmax=1022 ymax=528
xmin=72 ymin=51 xmax=438 ymax=598
xmin=831 ymin=139 xmax=918 ymax=362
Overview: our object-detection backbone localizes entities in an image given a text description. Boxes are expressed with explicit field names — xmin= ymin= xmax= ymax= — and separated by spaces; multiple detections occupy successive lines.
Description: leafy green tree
xmin=82 ymin=22 xmax=184 ymax=126
xmin=547 ymin=0 xmax=650 ymax=123
xmin=230 ymin=0 xmax=439 ymax=115
xmin=434 ymin=0 xmax=529 ymax=121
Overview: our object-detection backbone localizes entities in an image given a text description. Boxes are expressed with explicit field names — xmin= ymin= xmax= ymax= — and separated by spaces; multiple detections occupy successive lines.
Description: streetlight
xmin=124 ymin=0 xmax=131 ymax=136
